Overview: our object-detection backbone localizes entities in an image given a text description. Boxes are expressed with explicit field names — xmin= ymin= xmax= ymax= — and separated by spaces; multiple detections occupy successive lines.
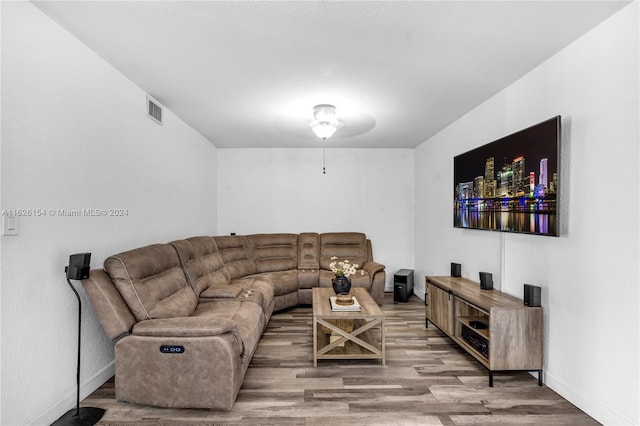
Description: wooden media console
xmin=425 ymin=276 xmax=543 ymax=386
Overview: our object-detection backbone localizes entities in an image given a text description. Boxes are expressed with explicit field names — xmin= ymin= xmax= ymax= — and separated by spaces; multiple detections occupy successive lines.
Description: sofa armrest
xmin=362 ymin=261 xmax=386 ymax=306
xmin=81 ymin=269 xmax=136 ymax=340
xmin=362 ymin=261 xmax=384 ymax=276
xmin=132 ymin=316 xmax=239 ymax=338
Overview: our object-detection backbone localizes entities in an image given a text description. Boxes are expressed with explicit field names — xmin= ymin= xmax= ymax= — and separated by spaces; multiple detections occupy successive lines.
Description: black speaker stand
xmin=52 ymin=277 xmax=105 ymax=426
xmin=52 ymin=407 xmax=105 ymax=426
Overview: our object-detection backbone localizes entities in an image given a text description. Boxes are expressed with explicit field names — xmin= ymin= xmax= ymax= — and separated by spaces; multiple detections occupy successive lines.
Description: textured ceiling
xmin=33 ymin=1 xmax=629 ymax=148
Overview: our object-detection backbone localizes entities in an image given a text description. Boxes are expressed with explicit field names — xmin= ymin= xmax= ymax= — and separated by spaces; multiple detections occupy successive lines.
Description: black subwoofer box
xmin=394 ymin=269 xmax=414 ymax=303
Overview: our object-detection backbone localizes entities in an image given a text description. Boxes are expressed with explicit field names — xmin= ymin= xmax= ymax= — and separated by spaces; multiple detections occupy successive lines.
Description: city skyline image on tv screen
xmin=454 ymin=116 xmax=561 ymax=236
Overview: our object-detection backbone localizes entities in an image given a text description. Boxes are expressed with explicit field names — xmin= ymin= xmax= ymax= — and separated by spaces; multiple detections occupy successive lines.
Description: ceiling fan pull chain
xmin=323 ymin=147 xmax=326 ymax=174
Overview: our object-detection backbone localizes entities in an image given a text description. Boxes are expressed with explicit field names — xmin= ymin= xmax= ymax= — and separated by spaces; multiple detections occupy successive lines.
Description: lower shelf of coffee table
xmin=313 ymin=317 xmax=384 ymax=365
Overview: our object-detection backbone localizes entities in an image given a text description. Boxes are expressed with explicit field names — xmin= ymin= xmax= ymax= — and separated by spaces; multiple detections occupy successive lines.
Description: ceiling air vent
xmin=146 ymin=95 xmax=163 ymax=125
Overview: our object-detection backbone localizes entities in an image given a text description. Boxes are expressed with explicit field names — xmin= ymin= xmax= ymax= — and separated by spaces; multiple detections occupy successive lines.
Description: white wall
xmin=415 ymin=4 xmax=638 ymax=425
xmin=1 ymin=3 xmax=218 ymax=425
xmin=218 ymin=148 xmax=414 ymax=289
xmin=3 ymin=1 xmax=636 ymax=425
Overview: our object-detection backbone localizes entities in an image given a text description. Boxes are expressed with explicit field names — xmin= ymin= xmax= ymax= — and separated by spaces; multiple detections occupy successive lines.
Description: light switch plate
xmin=2 ymin=215 xmax=19 ymax=236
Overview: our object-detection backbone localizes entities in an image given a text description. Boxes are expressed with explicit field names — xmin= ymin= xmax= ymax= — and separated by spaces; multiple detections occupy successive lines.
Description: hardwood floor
xmin=84 ymin=293 xmax=599 ymax=425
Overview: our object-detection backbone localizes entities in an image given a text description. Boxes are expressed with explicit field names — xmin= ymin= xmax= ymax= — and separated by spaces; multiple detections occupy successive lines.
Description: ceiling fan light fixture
xmin=310 ymin=104 xmax=339 ymax=140
xmin=311 ymin=122 xmax=337 ymax=140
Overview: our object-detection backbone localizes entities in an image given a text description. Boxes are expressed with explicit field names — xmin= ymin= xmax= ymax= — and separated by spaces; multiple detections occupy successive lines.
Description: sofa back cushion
xmin=213 ymin=235 xmax=256 ymax=279
xmin=298 ymin=233 xmax=319 ymax=269
xmin=248 ymin=233 xmax=298 ymax=273
xmin=171 ymin=237 xmax=231 ymax=295
xmin=104 ymin=244 xmax=197 ymax=321
xmin=319 ymin=232 xmax=367 ymax=270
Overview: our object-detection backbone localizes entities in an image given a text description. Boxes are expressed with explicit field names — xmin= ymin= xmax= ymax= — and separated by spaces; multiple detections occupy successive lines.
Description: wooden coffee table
xmin=312 ymin=287 xmax=385 ymax=366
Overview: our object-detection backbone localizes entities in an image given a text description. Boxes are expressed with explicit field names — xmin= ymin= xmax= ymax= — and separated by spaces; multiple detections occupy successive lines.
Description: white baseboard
xmin=30 ymin=361 xmax=114 ymax=426
xmin=544 ymin=369 xmax=635 ymax=426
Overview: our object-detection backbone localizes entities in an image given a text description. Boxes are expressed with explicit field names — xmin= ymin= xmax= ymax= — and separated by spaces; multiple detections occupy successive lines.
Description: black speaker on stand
xmin=52 ymin=253 xmax=105 ymax=426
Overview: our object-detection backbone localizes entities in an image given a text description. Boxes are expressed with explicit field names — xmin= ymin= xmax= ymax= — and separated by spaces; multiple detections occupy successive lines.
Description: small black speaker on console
xmin=451 ymin=262 xmax=461 ymax=277
xmin=523 ymin=284 xmax=542 ymax=307
xmin=479 ymin=272 xmax=493 ymax=290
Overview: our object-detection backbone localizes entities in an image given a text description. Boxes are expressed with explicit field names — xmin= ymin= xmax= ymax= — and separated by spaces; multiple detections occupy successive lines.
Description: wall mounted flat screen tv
xmin=454 ymin=116 xmax=561 ymax=237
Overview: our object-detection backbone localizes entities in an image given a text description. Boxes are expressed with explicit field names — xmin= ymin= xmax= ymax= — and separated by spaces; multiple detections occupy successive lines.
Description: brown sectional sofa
xmin=82 ymin=232 xmax=385 ymax=410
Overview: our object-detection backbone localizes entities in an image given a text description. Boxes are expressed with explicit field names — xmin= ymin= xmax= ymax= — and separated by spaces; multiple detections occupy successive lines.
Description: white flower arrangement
xmin=329 ymin=256 xmax=359 ymax=278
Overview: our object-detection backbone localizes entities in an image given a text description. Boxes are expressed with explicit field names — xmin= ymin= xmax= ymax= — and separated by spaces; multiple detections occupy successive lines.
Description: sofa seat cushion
xmin=193 ymin=300 xmax=265 ymax=358
xmin=200 ymin=277 xmax=273 ymax=315
xmin=252 ymin=270 xmax=298 ymax=296
xmin=104 ymin=244 xmax=198 ymax=321
xmin=297 ymin=269 xmax=319 ymax=289
xmin=349 ymin=270 xmax=371 ymax=289
xmin=233 ymin=277 xmax=274 ymax=313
